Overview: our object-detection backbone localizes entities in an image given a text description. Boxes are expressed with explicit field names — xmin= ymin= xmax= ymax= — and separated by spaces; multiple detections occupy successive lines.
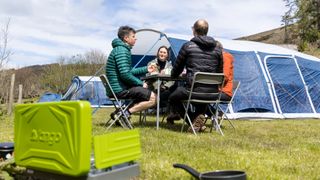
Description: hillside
xmin=235 ymin=25 xmax=299 ymax=50
xmin=235 ymin=25 xmax=296 ymax=44
xmin=235 ymin=25 xmax=320 ymax=58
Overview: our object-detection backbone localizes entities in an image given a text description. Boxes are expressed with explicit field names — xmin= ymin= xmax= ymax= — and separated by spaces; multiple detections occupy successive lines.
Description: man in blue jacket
xmin=106 ymin=26 xmax=156 ymax=119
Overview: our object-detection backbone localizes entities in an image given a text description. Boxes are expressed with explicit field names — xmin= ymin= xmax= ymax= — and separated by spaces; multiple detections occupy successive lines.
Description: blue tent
xmin=130 ymin=29 xmax=320 ymax=119
xmin=61 ymin=76 xmax=112 ymax=107
xmin=38 ymin=92 xmax=61 ymax=102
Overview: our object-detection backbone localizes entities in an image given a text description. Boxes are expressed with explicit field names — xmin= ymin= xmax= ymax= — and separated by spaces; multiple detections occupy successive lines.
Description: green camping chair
xmin=99 ymin=74 xmax=134 ymax=129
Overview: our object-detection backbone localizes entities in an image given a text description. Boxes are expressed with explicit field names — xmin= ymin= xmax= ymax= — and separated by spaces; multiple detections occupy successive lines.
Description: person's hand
xmin=179 ymin=68 xmax=187 ymax=77
xmin=143 ymin=82 xmax=148 ymax=88
xmin=160 ymin=84 xmax=168 ymax=90
xmin=148 ymin=63 xmax=158 ymax=73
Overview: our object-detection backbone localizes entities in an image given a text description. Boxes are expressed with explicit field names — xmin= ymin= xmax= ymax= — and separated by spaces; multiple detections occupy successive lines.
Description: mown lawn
xmin=92 ymin=108 xmax=320 ymax=179
xmin=1 ymin=107 xmax=320 ymax=179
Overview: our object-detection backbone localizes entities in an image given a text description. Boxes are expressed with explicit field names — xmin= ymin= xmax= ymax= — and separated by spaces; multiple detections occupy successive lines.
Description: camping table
xmin=141 ymin=74 xmax=185 ymax=130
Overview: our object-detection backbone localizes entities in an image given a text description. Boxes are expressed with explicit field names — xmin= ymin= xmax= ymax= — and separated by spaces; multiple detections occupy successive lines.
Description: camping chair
xmin=218 ymin=80 xmax=241 ymax=129
xmin=99 ymin=74 xmax=133 ymax=130
xmin=181 ymin=72 xmax=225 ymax=135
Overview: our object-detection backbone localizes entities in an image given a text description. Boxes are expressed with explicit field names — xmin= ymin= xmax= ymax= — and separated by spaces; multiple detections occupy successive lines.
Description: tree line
xmin=0 ymin=18 xmax=107 ymax=106
xmin=0 ymin=50 xmax=106 ymax=104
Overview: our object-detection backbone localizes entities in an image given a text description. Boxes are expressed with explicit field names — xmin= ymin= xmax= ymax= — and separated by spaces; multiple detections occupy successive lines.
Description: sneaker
xmin=110 ymin=109 xmax=121 ymax=126
xmin=110 ymin=109 xmax=119 ymax=120
xmin=111 ymin=109 xmax=131 ymax=127
xmin=111 ymin=109 xmax=131 ymax=119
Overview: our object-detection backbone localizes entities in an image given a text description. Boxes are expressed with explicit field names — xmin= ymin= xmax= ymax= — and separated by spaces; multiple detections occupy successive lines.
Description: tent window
xmin=266 ymin=57 xmax=313 ymax=113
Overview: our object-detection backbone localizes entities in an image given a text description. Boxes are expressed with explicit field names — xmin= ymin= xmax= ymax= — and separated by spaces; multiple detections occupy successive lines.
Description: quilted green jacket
xmin=105 ymin=38 xmax=147 ymax=96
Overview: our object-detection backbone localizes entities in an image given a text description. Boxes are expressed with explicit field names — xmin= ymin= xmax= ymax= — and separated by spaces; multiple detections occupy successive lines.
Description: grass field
xmin=1 ymin=107 xmax=320 ymax=179
xmin=94 ymin=108 xmax=320 ymax=179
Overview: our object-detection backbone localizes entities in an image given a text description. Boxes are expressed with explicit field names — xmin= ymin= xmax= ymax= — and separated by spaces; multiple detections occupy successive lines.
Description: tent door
xmin=265 ymin=56 xmax=315 ymax=114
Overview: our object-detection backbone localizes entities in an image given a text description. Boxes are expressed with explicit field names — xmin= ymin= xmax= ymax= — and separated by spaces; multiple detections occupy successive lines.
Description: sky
xmin=0 ymin=0 xmax=287 ymax=68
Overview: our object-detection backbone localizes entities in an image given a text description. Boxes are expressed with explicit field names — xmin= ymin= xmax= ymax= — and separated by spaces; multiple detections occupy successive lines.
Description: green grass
xmin=92 ymin=108 xmax=320 ymax=179
xmin=1 ymin=107 xmax=320 ymax=179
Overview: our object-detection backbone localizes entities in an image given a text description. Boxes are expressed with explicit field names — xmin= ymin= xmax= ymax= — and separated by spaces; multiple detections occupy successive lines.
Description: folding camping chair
xmin=218 ymin=80 xmax=241 ymax=129
xmin=181 ymin=72 xmax=225 ymax=135
xmin=99 ymin=74 xmax=133 ymax=130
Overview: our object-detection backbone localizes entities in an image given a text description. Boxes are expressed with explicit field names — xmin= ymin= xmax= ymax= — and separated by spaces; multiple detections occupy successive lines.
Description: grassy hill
xmin=235 ymin=24 xmax=320 ymax=58
xmin=235 ymin=25 xmax=298 ymax=44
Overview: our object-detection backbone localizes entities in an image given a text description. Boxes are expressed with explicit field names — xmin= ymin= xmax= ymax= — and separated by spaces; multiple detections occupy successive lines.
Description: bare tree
xmin=0 ymin=18 xmax=13 ymax=104
xmin=83 ymin=49 xmax=106 ymax=74
xmin=84 ymin=49 xmax=106 ymax=64
xmin=39 ymin=49 xmax=107 ymax=94
xmin=282 ymin=0 xmax=298 ymax=43
xmin=15 ymin=66 xmax=42 ymax=98
xmin=0 ymin=18 xmax=12 ymax=70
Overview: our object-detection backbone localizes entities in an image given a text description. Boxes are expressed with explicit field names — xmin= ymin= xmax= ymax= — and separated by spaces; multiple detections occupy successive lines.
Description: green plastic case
xmin=14 ymin=101 xmax=92 ymax=176
xmin=93 ymin=129 xmax=141 ymax=169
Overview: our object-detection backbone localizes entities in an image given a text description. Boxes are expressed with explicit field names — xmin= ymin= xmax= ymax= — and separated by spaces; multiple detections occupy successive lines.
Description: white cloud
xmin=8 ymin=51 xmax=55 ymax=69
xmin=104 ymin=0 xmax=286 ymax=38
xmin=0 ymin=0 xmax=287 ymax=67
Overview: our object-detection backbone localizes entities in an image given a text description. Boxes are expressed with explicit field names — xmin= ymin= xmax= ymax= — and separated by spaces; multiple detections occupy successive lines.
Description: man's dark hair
xmin=117 ymin=26 xmax=136 ymax=41
xmin=193 ymin=19 xmax=209 ymax=36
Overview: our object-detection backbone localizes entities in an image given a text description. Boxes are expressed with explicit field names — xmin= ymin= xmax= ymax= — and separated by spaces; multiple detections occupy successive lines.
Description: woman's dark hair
xmin=157 ymin=45 xmax=170 ymax=60
xmin=118 ymin=26 xmax=136 ymax=41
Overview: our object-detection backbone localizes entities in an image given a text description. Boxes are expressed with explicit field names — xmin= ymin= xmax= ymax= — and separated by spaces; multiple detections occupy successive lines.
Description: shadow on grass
xmin=93 ymin=110 xmax=224 ymax=134
xmin=131 ymin=119 xmax=184 ymax=133
xmin=94 ymin=113 xmax=187 ymax=133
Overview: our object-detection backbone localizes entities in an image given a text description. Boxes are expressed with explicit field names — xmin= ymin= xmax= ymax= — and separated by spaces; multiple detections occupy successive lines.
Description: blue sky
xmin=0 ymin=0 xmax=287 ymax=68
